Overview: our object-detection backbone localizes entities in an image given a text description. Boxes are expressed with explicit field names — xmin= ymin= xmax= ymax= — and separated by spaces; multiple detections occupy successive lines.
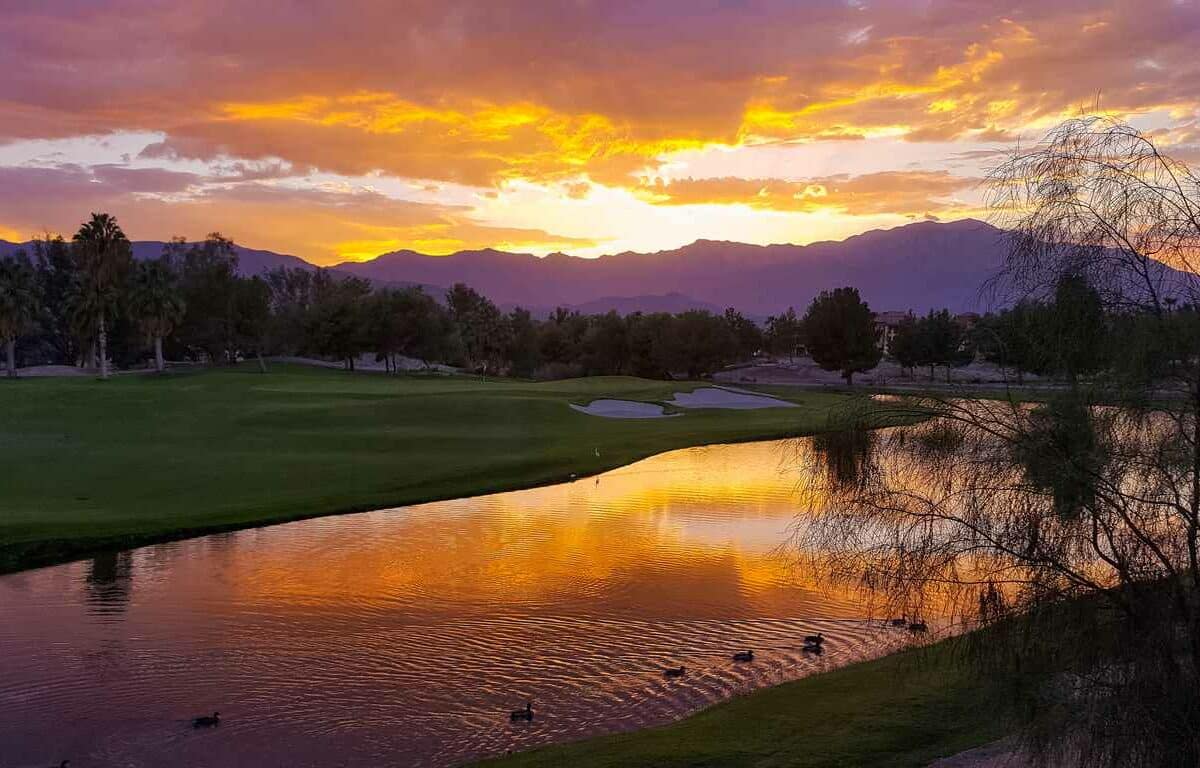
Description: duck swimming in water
xmin=510 ymin=701 xmax=534 ymax=722
xmin=803 ymin=633 xmax=824 ymax=646
xmin=663 ymin=665 xmax=686 ymax=678
xmin=732 ymin=650 xmax=754 ymax=662
xmin=192 ymin=712 xmax=220 ymax=728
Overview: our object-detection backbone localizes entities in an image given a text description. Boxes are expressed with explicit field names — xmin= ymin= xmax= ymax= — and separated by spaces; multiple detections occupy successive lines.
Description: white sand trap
xmin=667 ymin=386 xmax=797 ymax=410
xmin=570 ymin=399 xmax=681 ymax=419
xmin=572 ymin=387 xmax=795 ymax=418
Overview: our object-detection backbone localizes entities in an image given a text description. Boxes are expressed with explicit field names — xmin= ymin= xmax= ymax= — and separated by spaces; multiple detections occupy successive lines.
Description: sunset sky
xmin=2 ymin=0 xmax=1198 ymax=264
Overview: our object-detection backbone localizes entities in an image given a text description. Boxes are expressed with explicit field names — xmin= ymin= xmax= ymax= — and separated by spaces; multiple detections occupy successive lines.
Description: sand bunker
xmin=571 ymin=387 xmax=795 ymax=419
xmin=570 ymin=399 xmax=680 ymax=419
xmin=668 ymin=386 xmax=797 ymax=410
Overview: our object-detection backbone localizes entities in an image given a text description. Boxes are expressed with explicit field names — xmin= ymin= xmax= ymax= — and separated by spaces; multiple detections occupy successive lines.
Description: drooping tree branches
xmin=790 ymin=118 xmax=1200 ymax=766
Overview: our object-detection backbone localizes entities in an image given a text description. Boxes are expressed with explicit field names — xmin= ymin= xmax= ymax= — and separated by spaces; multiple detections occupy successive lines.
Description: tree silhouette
xmin=0 ymin=253 xmax=40 ymax=378
xmin=801 ymin=287 xmax=881 ymax=385
xmin=72 ymin=213 xmax=132 ymax=379
xmin=794 ymin=117 xmax=1200 ymax=766
xmin=129 ymin=258 xmax=185 ymax=373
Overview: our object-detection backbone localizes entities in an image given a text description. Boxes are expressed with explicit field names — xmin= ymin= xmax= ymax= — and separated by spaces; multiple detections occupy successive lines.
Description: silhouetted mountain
xmin=333 ymin=219 xmax=1012 ymax=314
xmin=132 ymin=241 xmax=316 ymax=275
xmin=0 ymin=238 xmax=445 ymax=295
xmin=0 ymin=238 xmax=313 ymax=276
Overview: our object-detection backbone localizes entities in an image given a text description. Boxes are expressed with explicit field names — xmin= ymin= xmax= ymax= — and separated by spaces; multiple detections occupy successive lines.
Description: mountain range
xmin=331 ymin=218 xmax=1008 ymax=315
xmin=1 ymin=219 xmax=1012 ymax=315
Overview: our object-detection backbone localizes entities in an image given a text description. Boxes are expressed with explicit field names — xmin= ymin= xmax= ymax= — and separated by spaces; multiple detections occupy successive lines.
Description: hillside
xmin=333 ymin=219 xmax=1009 ymax=314
xmin=4 ymin=220 xmax=1013 ymax=314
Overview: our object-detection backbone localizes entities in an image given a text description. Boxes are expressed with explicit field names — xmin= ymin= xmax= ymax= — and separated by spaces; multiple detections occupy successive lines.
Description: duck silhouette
xmin=510 ymin=701 xmax=534 ymax=722
xmin=192 ymin=711 xmax=220 ymax=728
xmin=732 ymin=650 xmax=754 ymax=662
xmin=663 ymin=665 xmax=686 ymax=678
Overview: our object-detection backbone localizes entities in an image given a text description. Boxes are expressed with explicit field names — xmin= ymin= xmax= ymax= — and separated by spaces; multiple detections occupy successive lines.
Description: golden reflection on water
xmin=0 ymin=438 xmax=904 ymax=768
xmin=230 ymin=440 xmax=840 ymax=614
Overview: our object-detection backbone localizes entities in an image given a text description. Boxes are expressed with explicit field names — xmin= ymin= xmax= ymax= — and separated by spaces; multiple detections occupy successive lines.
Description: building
xmin=873 ymin=310 xmax=913 ymax=356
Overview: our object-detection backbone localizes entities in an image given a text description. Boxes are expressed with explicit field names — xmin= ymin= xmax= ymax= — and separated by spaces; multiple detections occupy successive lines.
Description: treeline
xmin=3 ymin=213 xmax=1193 ymax=386
xmin=0 ymin=223 xmax=278 ymax=377
xmin=0 ymin=214 xmax=772 ymax=379
xmin=891 ymin=273 xmax=1199 ymax=386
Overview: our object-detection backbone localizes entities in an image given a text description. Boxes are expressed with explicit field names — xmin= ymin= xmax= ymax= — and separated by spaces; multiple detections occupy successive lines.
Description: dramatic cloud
xmin=0 ymin=164 xmax=594 ymax=262
xmin=639 ymin=171 xmax=981 ymax=216
xmin=1 ymin=0 xmax=1196 ymax=258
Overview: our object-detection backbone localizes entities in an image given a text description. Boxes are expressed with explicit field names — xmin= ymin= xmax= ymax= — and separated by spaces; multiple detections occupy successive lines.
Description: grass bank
xmin=0 ymin=365 xmax=896 ymax=574
xmin=475 ymin=640 xmax=1008 ymax=768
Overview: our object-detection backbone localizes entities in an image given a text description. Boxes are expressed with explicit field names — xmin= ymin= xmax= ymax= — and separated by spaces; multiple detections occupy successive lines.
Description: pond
xmin=0 ymin=438 xmax=910 ymax=767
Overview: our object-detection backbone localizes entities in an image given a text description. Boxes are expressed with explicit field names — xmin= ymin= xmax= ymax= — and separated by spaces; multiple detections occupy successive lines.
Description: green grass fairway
xmin=474 ymin=643 xmax=1007 ymax=768
xmin=0 ymin=365 xmax=885 ymax=573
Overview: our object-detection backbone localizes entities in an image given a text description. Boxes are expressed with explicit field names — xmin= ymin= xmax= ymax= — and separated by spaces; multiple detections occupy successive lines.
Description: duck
xmin=192 ymin=711 xmax=220 ymax=728
xmin=510 ymin=701 xmax=534 ymax=722
xmin=803 ymin=632 xmax=824 ymax=646
xmin=908 ymin=621 xmax=928 ymax=634
xmin=663 ymin=665 xmax=686 ymax=679
xmin=802 ymin=643 xmax=824 ymax=655
xmin=732 ymin=650 xmax=755 ymax=663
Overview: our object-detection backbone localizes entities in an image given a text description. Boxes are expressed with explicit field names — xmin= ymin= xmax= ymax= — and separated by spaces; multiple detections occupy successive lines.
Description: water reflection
xmin=85 ymin=551 xmax=134 ymax=614
xmin=810 ymin=429 xmax=877 ymax=490
xmin=0 ymin=439 xmax=907 ymax=768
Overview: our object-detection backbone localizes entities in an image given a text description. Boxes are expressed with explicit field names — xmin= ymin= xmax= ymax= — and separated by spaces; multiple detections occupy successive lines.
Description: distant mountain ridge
xmin=4 ymin=220 xmax=1014 ymax=314
xmin=333 ymin=219 xmax=1010 ymax=314
xmin=0 ymin=237 xmax=449 ymax=296
xmin=0 ymin=238 xmax=313 ymax=276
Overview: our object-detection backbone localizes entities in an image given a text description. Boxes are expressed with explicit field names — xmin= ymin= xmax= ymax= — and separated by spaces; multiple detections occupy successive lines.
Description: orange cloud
xmin=640 ymin=171 xmax=981 ymax=216
xmin=4 ymin=2 xmax=1194 ymax=190
xmin=0 ymin=165 xmax=593 ymax=264
xmin=188 ymin=92 xmax=712 ymax=186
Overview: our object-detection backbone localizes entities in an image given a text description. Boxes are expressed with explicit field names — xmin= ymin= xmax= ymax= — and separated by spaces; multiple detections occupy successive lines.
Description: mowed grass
xmin=475 ymin=643 xmax=1007 ymax=768
xmin=0 ymin=364 xmax=880 ymax=573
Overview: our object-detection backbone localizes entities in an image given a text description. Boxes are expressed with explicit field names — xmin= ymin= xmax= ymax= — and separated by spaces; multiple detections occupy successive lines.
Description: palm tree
xmin=63 ymin=275 xmax=100 ymax=368
xmin=0 ymin=254 xmax=40 ymax=378
xmin=129 ymin=258 xmax=185 ymax=374
xmin=72 ymin=213 xmax=132 ymax=379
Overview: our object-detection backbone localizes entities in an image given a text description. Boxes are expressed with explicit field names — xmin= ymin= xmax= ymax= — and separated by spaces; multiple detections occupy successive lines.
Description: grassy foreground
xmin=0 ymin=365 xmax=882 ymax=573
xmin=475 ymin=642 xmax=1007 ymax=768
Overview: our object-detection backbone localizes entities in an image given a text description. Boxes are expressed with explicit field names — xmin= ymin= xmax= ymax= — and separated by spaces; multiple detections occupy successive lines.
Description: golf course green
xmin=0 ymin=364 xmax=884 ymax=573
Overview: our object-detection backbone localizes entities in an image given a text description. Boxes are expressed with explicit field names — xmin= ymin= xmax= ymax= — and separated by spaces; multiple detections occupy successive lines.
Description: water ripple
xmin=0 ymin=438 xmax=914 ymax=767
